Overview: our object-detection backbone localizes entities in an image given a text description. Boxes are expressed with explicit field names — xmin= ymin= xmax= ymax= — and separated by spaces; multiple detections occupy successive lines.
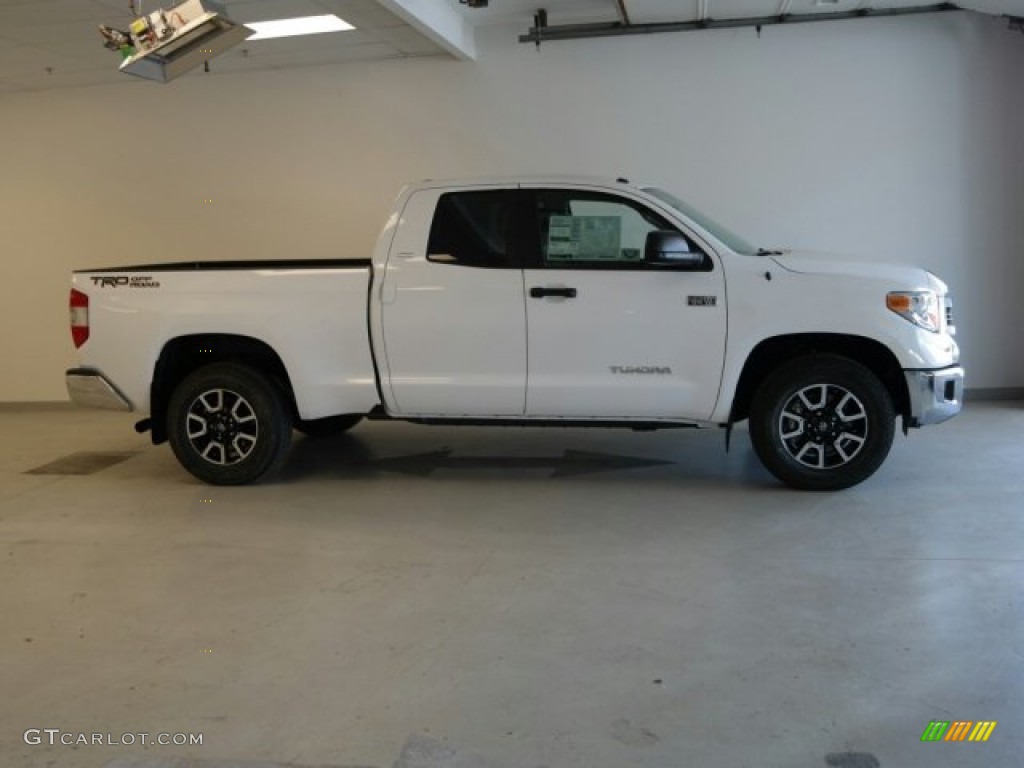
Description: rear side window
xmin=427 ymin=191 xmax=517 ymax=268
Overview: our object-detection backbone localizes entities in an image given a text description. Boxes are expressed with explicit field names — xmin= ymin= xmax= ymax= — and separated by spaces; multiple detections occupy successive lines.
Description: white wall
xmin=1 ymin=10 xmax=1021 ymax=401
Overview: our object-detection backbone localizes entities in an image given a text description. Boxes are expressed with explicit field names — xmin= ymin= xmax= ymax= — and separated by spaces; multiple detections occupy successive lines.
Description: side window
xmin=535 ymin=190 xmax=706 ymax=269
xmin=427 ymin=191 xmax=516 ymax=268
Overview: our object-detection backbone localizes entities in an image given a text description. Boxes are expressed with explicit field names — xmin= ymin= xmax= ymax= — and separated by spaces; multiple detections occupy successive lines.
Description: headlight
xmin=886 ymin=290 xmax=940 ymax=332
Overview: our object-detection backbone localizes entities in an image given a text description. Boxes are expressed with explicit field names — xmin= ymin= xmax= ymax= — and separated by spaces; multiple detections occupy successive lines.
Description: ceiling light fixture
xmin=245 ymin=14 xmax=354 ymax=41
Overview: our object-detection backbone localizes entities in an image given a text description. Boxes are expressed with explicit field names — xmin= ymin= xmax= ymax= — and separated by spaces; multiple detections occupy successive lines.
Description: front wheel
xmin=749 ymin=355 xmax=895 ymax=491
xmin=167 ymin=363 xmax=292 ymax=485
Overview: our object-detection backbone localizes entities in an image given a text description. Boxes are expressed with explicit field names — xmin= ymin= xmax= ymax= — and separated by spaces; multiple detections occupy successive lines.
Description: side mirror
xmin=644 ymin=230 xmax=706 ymax=269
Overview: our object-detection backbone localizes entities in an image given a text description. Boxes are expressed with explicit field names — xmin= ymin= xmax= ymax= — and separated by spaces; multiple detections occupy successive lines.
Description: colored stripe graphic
xmin=921 ymin=721 xmax=950 ymax=742
xmin=921 ymin=720 xmax=996 ymax=742
xmin=969 ymin=721 xmax=997 ymax=742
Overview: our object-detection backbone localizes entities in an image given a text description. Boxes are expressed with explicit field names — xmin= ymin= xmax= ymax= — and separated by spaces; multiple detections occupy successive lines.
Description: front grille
xmin=944 ymin=297 xmax=955 ymax=333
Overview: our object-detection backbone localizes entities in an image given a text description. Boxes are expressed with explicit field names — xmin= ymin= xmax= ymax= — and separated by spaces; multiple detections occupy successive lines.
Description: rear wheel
xmin=167 ymin=363 xmax=292 ymax=485
xmin=749 ymin=355 xmax=895 ymax=491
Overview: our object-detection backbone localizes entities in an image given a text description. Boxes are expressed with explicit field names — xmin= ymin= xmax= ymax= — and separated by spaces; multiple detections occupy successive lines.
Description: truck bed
xmin=71 ymin=260 xmax=380 ymax=420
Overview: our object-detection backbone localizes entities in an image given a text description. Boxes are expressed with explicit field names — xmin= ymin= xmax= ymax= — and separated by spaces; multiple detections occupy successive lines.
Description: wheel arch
xmin=729 ymin=333 xmax=909 ymax=425
xmin=149 ymin=334 xmax=297 ymax=444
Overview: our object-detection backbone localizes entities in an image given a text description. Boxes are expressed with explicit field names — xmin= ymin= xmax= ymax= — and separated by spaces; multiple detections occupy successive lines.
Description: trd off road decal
xmin=90 ymin=275 xmax=161 ymax=288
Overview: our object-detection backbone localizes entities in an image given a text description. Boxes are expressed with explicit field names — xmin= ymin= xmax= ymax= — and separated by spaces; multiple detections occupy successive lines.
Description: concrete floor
xmin=1 ymin=402 xmax=1022 ymax=768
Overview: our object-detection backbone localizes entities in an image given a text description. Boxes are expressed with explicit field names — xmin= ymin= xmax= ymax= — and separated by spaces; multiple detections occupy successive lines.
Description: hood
xmin=771 ymin=251 xmax=935 ymax=290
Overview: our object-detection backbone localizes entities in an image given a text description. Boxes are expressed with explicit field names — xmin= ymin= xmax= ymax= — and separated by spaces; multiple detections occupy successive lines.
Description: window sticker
xmin=547 ymin=215 xmax=622 ymax=261
xmin=547 ymin=216 xmax=579 ymax=258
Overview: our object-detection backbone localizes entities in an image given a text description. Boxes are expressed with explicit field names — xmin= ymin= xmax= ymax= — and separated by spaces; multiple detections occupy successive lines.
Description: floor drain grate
xmin=25 ymin=451 xmax=137 ymax=476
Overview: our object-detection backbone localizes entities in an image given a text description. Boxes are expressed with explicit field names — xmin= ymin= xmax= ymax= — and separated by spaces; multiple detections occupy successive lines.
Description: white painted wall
xmin=1 ymin=10 xmax=1021 ymax=401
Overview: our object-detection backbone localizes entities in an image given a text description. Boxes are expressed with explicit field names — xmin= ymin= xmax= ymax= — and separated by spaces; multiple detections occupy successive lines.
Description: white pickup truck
xmin=66 ymin=177 xmax=963 ymax=490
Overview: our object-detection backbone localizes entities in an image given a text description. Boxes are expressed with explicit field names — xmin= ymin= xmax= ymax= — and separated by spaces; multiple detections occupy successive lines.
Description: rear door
xmin=378 ymin=187 xmax=529 ymax=416
xmin=522 ymin=187 xmax=727 ymax=420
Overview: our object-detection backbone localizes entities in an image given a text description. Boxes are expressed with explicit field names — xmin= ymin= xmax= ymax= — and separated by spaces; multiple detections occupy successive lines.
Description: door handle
xmin=530 ymin=286 xmax=577 ymax=299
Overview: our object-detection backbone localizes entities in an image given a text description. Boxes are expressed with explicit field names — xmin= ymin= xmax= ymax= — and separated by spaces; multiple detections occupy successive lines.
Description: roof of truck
xmin=408 ymin=175 xmax=645 ymax=191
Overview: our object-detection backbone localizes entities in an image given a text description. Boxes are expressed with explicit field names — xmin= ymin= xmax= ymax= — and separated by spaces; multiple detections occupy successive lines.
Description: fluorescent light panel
xmin=245 ymin=14 xmax=354 ymax=41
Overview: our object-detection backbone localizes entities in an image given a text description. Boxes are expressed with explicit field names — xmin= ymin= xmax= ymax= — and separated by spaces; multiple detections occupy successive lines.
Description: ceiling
xmin=0 ymin=0 xmax=1021 ymax=93
xmin=0 ymin=0 xmax=452 ymax=93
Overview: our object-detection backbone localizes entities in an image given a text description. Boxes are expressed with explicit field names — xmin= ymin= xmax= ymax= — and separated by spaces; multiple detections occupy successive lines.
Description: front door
xmin=522 ymin=187 xmax=727 ymax=420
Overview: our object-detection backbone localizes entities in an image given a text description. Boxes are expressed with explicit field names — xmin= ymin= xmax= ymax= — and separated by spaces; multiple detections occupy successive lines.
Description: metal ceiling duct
xmin=520 ymin=2 xmax=961 ymax=45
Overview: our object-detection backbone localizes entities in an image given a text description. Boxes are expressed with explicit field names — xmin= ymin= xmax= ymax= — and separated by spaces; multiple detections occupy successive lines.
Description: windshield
xmin=643 ymin=187 xmax=758 ymax=256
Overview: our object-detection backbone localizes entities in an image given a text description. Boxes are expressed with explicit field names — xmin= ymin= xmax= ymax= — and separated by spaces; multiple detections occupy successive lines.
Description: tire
xmin=749 ymin=355 xmax=895 ymax=491
xmin=167 ymin=363 xmax=292 ymax=485
xmin=294 ymin=414 xmax=362 ymax=438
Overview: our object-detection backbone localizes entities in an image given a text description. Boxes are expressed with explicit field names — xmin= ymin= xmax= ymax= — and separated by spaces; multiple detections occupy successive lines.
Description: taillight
xmin=70 ymin=289 xmax=89 ymax=348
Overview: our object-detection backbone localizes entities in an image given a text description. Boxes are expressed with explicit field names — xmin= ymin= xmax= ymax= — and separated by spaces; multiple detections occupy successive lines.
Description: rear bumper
xmin=904 ymin=366 xmax=964 ymax=427
xmin=66 ymin=368 xmax=133 ymax=411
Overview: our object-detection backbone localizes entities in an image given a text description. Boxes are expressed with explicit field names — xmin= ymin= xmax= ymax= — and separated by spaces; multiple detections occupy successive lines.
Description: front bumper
xmin=66 ymin=368 xmax=133 ymax=411
xmin=904 ymin=366 xmax=964 ymax=427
